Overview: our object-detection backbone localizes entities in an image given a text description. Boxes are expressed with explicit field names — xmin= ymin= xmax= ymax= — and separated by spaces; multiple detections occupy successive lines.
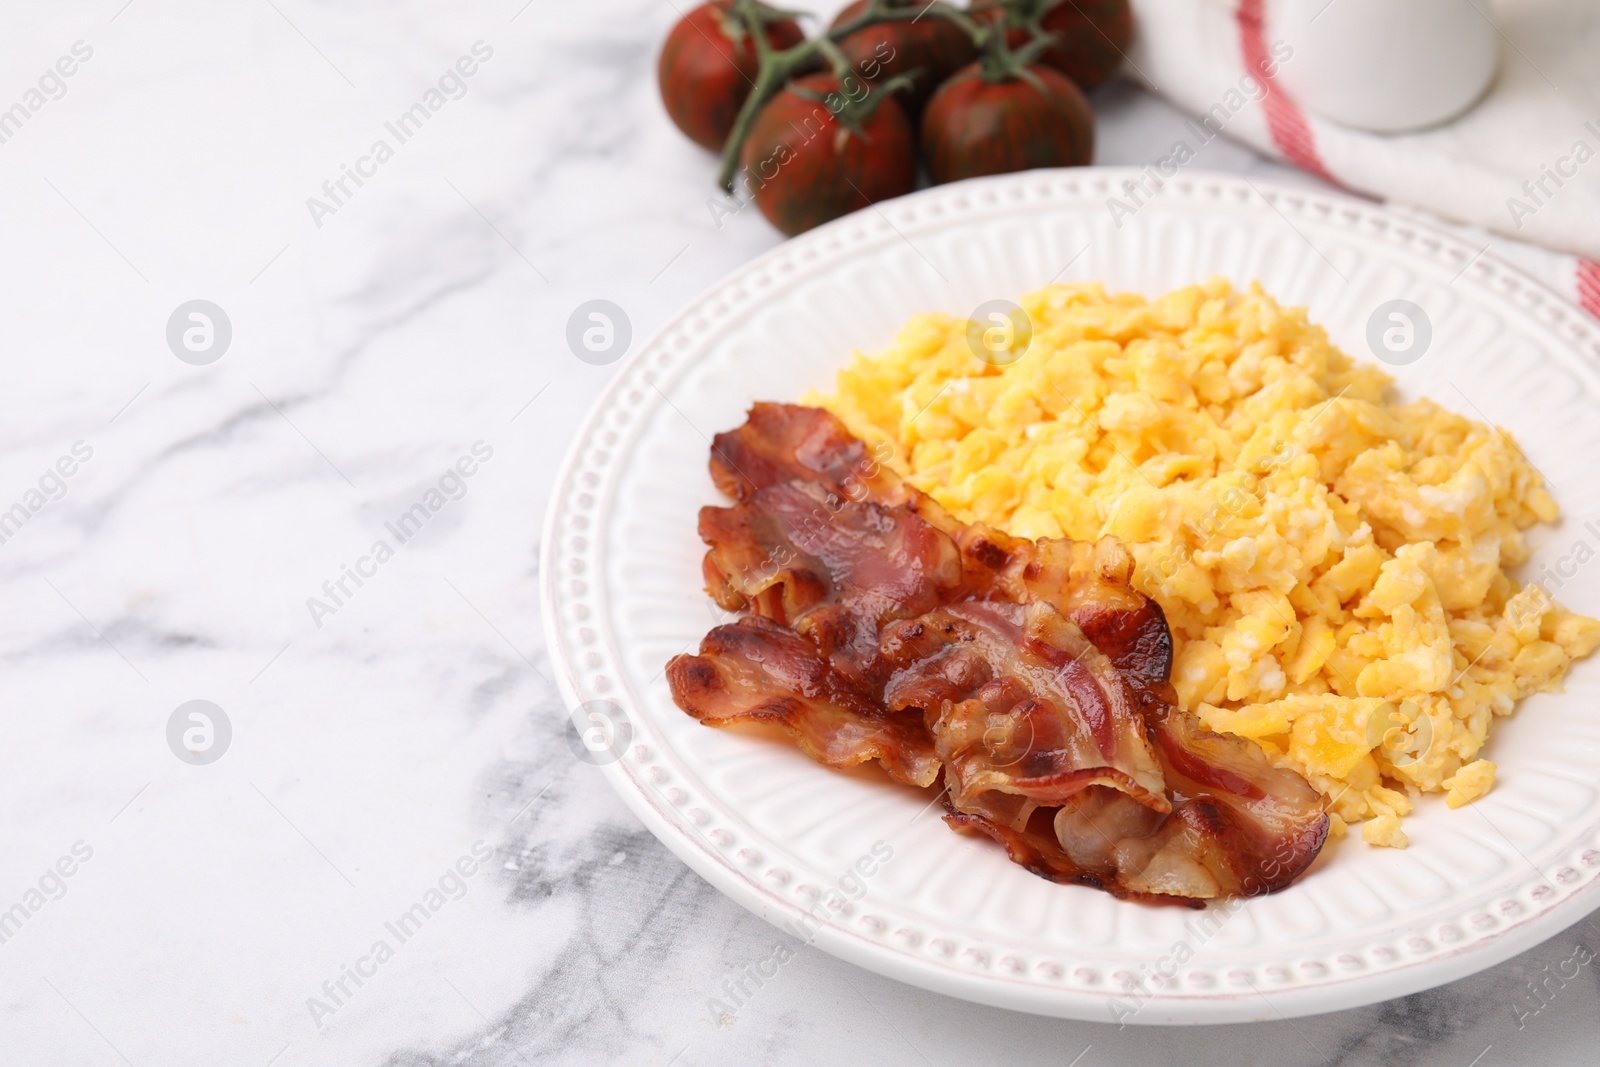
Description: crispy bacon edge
xmin=665 ymin=615 xmax=941 ymax=789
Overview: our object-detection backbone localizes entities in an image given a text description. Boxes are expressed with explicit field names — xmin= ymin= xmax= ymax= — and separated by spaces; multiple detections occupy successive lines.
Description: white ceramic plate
xmin=541 ymin=169 xmax=1600 ymax=1024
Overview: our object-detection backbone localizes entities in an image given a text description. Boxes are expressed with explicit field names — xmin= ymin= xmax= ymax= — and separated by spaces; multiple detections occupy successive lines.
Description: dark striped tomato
xmin=920 ymin=64 xmax=1094 ymax=185
xmin=829 ymin=0 xmax=978 ymax=117
xmin=978 ymin=0 xmax=1134 ymax=91
xmin=658 ymin=1 xmax=807 ymax=151
xmin=739 ymin=73 xmax=916 ymax=236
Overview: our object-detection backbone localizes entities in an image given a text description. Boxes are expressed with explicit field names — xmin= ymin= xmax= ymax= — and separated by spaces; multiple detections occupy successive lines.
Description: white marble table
xmin=1 ymin=2 xmax=1595 ymax=1064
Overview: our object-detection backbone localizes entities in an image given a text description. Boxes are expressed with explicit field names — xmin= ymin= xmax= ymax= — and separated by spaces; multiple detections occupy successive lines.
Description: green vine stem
xmin=975 ymin=11 xmax=1059 ymax=86
xmin=715 ymin=0 xmax=994 ymax=192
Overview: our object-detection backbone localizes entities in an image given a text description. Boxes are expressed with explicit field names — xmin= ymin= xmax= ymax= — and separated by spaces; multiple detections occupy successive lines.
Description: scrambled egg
xmin=810 ymin=279 xmax=1600 ymax=846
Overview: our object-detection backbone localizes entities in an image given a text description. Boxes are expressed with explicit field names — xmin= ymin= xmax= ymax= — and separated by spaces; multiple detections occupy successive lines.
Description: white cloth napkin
xmin=1125 ymin=0 xmax=1600 ymax=316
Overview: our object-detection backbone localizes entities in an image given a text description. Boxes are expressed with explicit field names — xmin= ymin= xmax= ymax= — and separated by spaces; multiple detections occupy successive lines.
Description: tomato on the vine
xmin=658 ymin=1 xmax=807 ymax=151
xmin=978 ymin=0 xmax=1134 ymax=91
xmin=920 ymin=63 xmax=1094 ymax=185
xmin=829 ymin=0 xmax=978 ymax=117
xmin=739 ymin=72 xmax=916 ymax=236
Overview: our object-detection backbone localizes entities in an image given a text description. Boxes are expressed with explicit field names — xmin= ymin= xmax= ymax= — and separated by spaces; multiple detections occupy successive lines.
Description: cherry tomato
xmin=829 ymin=0 xmax=978 ymax=117
xmin=658 ymin=1 xmax=807 ymax=151
xmin=739 ymin=72 xmax=916 ymax=236
xmin=978 ymin=0 xmax=1134 ymax=91
xmin=920 ymin=63 xmax=1094 ymax=185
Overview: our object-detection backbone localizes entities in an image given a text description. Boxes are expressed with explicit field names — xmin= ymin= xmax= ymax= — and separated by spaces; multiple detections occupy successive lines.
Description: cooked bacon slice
xmin=698 ymin=481 xmax=962 ymax=686
xmin=1036 ymin=709 xmax=1328 ymax=899
xmin=1053 ymin=788 xmax=1227 ymax=899
xmin=706 ymin=404 xmax=1174 ymax=685
xmin=948 ymin=711 xmax=1329 ymax=903
xmin=666 ymin=615 xmax=940 ymax=788
xmin=944 ymin=800 xmax=1204 ymax=908
xmin=879 ymin=601 xmax=1168 ymax=823
xmin=1146 ymin=708 xmax=1330 ymax=894
xmin=709 ymin=401 xmax=907 ymax=506
xmin=953 ymin=526 xmax=1175 ymax=693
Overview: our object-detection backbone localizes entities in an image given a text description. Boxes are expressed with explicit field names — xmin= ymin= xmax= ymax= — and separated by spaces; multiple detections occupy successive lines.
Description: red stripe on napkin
xmin=1237 ymin=0 xmax=1337 ymax=184
xmin=1578 ymin=260 xmax=1600 ymax=320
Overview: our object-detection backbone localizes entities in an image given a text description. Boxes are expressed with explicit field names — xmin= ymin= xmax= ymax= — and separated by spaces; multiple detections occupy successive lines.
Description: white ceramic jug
xmin=1268 ymin=0 xmax=1499 ymax=132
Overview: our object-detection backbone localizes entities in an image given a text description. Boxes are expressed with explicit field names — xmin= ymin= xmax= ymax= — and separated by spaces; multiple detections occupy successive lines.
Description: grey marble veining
xmin=0 ymin=1 xmax=1595 ymax=1065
